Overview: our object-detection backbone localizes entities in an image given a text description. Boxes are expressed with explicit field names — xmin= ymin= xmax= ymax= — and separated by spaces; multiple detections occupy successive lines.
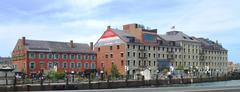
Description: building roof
xmin=23 ymin=39 xmax=93 ymax=53
xmin=111 ymin=28 xmax=135 ymax=42
xmin=197 ymin=38 xmax=226 ymax=51
xmin=0 ymin=57 xmax=11 ymax=64
xmin=159 ymin=31 xmax=200 ymax=42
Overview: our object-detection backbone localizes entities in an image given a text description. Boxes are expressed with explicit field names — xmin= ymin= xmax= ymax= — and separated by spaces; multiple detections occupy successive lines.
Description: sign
xmin=95 ymin=30 xmax=123 ymax=47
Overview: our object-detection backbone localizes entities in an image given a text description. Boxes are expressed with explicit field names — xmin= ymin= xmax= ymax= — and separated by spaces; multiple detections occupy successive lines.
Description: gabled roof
xmin=22 ymin=39 xmax=93 ymax=53
xmin=159 ymin=31 xmax=199 ymax=42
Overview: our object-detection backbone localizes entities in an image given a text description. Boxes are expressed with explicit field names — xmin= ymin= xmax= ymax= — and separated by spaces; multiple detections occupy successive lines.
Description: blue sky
xmin=0 ymin=0 xmax=239 ymax=63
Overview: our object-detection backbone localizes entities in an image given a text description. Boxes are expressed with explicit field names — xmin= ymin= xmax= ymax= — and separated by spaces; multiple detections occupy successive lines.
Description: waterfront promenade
xmin=0 ymin=76 xmax=235 ymax=91
xmin=34 ymin=80 xmax=240 ymax=92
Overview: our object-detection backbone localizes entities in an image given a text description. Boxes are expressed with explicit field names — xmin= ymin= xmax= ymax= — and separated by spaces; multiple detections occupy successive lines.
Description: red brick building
xmin=12 ymin=37 xmax=96 ymax=76
xmin=94 ymin=24 xmax=163 ymax=79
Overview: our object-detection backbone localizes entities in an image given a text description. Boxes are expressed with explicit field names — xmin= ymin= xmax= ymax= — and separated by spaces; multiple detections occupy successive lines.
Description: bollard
xmin=125 ymin=75 xmax=128 ymax=87
xmin=27 ymin=85 xmax=30 ymax=91
xmin=142 ymin=76 xmax=145 ymax=86
xmin=107 ymin=75 xmax=110 ymax=88
xmin=88 ymin=74 xmax=91 ymax=89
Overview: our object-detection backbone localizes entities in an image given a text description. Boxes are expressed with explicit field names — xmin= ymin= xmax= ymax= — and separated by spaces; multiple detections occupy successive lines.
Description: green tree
xmin=110 ymin=64 xmax=120 ymax=80
xmin=55 ymin=72 xmax=65 ymax=80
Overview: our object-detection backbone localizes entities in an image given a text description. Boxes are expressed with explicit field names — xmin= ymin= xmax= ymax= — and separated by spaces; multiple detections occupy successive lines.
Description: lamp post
xmin=125 ymin=66 xmax=129 ymax=81
xmin=71 ymin=71 xmax=75 ymax=83
xmin=100 ymin=70 xmax=104 ymax=81
xmin=65 ymin=70 xmax=69 ymax=86
xmin=216 ymin=69 xmax=219 ymax=80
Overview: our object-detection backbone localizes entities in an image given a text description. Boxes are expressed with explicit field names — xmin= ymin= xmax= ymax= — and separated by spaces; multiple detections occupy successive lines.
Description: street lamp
xmin=71 ymin=71 xmax=75 ymax=83
xmin=125 ymin=66 xmax=129 ymax=81
xmin=100 ymin=70 xmax=104 ymax=81
xmin=65 ymin=70 xmax=69 ymax=86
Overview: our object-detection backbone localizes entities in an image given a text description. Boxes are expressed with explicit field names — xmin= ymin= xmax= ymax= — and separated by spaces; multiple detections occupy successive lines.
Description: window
xmin=53 ymin=54 xmax=59 ymax=59
xmin=133 ymin=52 xmax=136 ymax=57
xmin=91 ymin=63 xmax=95 ymax=69
xmin=127 ymin=52 xmax=130 ymax=57
xmin=39 ymin=53 xmax=45 ymax=59
xmin=121 ymin=60 xmax=124 ymax=66
xmin=77 ymin=55 xmax=82 ymax=60
xmin=48 ymin=62 xmax=53 ymax=68
xmin=48 ymin=53 xmax=53 ymax=59
xmin=70 ymin=62 xmax=75 ymax=68
xmin=85 ymin=63 xmax=89 ymax=69
xmin=127 ymin=60 xmax=130 ymax=66
xmin=54 ymin=62 xmax=58 ymax=67
xmin=133 ymin=60 xmax=136 ymax=66
xmin=149 ymin=61 xmax=151 ymax=66
xmin=110 ymin=54 xmax=113 ymax=58
xmin=85 ymin=55 xmax=88 ymax=60
xmin=62 ymin=54 xmax=67 ymax=60
xmin=143 ymin=33 xmax=156 ymax=42
xmin=40 ymin=62 xmax=44 ymax=68
xmin=98 ymin=48 xmax=100 ymax=52
xmin=121 ymin=53 xmax=124 ymax=57
xmin=77 ymin=63 xmax=82 ymax=68
xmin=28 ymin=53 xmax=35 ymax=59
xmin=133 ymin=45 xmax=135 ymax=49
xmin=105 ymin=54 xmax=108 ymax=58
xmin=29 ymin=62 xmax=35 ymax=69
xmin=154 ymin=61 xmax=156 ymax=66
xmin=63 ymin=62 xmax=67 ymax=68
xmin=110 ymin=46 xmax=113 ymax=50
xmin=70 ymin=54 xmax=75 ymax=60
xmin=91 ymin=55 xmax=96 ymax=60
xmin=117 ymin=45 xmax=120 ymax=49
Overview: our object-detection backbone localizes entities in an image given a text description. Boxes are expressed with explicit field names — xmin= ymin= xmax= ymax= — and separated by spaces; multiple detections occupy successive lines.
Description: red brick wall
xmin=95 ymin=43 xmax=126 ymax=75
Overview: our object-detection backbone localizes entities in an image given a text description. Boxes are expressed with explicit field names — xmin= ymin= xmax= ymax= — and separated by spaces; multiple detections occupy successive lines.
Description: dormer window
xmin=183 ymin=36 xmax=187 ymax=39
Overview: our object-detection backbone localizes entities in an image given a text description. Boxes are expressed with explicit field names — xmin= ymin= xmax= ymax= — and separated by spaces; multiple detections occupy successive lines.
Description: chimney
xmin=90 ymin=42 xmax=93 ymax=51
xmin=22 ymin=36 xmax=26 ymax=45
xmin=107 ymin=25 xmax=111 ymax=29
xmin=70 ymin=40 xmax=74 ymax=48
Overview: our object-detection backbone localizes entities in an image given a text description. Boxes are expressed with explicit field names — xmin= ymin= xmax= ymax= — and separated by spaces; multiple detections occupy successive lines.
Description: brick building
xmin=95 ymin=23 xmax=228 ymax=79
xmin=12 ymin=37 xmax=96 ymax=76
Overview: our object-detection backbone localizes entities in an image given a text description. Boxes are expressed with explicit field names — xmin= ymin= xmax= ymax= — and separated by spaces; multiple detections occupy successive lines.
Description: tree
xmin=55 ymin=72 xmax=65 ymax=80
xmin=110 ymin=64 xmax=120 ymax=80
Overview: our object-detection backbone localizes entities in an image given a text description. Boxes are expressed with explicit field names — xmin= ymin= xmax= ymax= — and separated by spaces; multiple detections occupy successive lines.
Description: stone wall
xmin=0 ymin=76 xmax=231 ymax=91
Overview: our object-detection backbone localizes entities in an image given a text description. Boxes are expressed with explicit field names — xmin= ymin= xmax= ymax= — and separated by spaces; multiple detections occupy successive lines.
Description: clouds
xmin=0 ymin=0 xmax=239 ymax=62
